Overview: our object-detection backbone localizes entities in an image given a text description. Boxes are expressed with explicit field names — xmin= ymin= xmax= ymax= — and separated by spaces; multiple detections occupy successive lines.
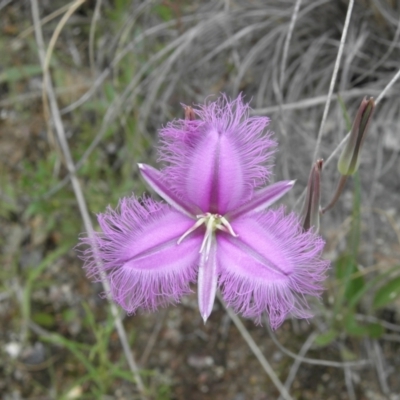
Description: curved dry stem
xmin=89 ymin=0 xmax=103 ymax=76
xmin=375 ymin=67 xmax=400 ymax=105
xmin=266 ymin=321 xmax=371 ymax=369
xmin=233 ymin=25 xmax=284 ymax=96
xmin=30 ymin=0 xmax=146 ymax=397
xmin=43 ymin=0 xmax=86 ymax=74
xmin=279 ymin=0 xmax=302 ymax=90
xmin=321 ymin=175 xmax=348 ymax=214
xmin=218 ymin=293 xmax=294 ymax=400
xmin=294 ymin=65 xmax=400 ymax=211
xmin=278 ymin=332 xmax=317 ymax=400
xmin=352 ymin=11 xmax=400 ymax=86
xmin=252 ymin=88 xmax=382 ymax=115
xmin=13 ymin=1 xmax=74 ymax=42
xmin=312 ymin=0 xmax=354 ymax=162
xmin=60 ymin=12 xmax=215 ymax=114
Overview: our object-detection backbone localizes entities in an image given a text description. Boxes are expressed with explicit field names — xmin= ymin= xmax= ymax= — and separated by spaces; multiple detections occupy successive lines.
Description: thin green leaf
xmin=335 ymin=254 xmax=365 ymax=303
xmin=373 ymin=275 xmax=400 ymax=308
xmin=22 ymin=244 xmax=72 ymax=332
xmin=32 ymin=312 xmax=56 ymax=328
xmin=364 ymin=323 xmax=384 ymax=339
xmin=344 ymin=314 xmax=365 ymax=337
xmin=314 ymin=329 xmax=338 ymax=347
xmin=0 ymin=65 xmax=43 ymax=84
xmin=337 ymin=94 xmax=352 ymax=131
xmin=348 ymin=265 xmax=400 ymax=309
xmin=41 ymin=334 xmax=104 ymax=391
xmin=349 ymin=172 xmax=361 ymax=255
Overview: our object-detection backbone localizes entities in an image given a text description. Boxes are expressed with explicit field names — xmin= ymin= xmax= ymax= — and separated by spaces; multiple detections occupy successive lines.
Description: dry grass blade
xmin=279 ymin=0 xmax=302 ymax=90
xmin=322 ymin=66 xmax=400 ymax=168
xmin=372 ymin=340 xmax=391 ymax=395
xmin=375 ymin=66 xmax=400 ymax=104
xmin=273 ymin=0 xmax=302 ymax=204
xmin=43 ymin=0 xmax=86 ymax=74
xmin=294 ymin=64 xmax=400 ymax=211
xmin=343 ymin=362 xmax=357 ymax=400
xmin=278 ymin=332 xmax=317 ymax=400
xmin=59 ymin=11 xmax=214 ymax=115
xmin=30 ymin=0 xmax=146 ymax=397
xmin=252 ymin=88 xmax=382 ymax=115
xmin=312 ymin=0 xmax=354 ymax=163
xmin=266 ymin=322 xmax=371 ymax=369
xmin=89 ymin=0 xmax=103 ymax=76
xmin=13 ymin=1 xmax=74 ymax=41
xmin=233 ymin=26 xmax=285 ymax=97
xmin=218 ymin=294 xmax=294 ymax=400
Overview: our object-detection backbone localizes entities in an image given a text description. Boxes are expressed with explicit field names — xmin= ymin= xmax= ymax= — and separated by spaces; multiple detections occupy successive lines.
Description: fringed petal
xmin=80 ymin=196 xmax=202 ymax=313
xmin=217 ymin=207 xmax=329 ymax=328
xmin=159 ymin=94 xmax=275 ymax=214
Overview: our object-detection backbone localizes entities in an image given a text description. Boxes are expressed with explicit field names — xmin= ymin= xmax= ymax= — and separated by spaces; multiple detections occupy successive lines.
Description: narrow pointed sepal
xmin=197 ymin=235 xmax=218 ymax=323
xmin=138 ymin=163 xmax=197 ymax=218
xmin=226 ymin=180 xmax=295 ymax=220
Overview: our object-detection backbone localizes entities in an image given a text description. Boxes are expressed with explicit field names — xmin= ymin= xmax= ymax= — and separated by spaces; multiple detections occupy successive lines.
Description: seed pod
xmin=338 ymin=97 xmax=375 ymax=176
xmin=184 ymin=105 xmax=196 ymax=121
xmin=301 ymin=159 xmax=323 ymax=232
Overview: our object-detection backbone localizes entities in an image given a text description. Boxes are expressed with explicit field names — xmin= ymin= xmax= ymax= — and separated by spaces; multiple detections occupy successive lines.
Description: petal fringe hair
xmin=158 ymin=94 xmax=276 ymax=193
xmin=219 ymin=207 xmax=329 ymax=328
xmin=78 ymin=196 xmax=198 ymax=313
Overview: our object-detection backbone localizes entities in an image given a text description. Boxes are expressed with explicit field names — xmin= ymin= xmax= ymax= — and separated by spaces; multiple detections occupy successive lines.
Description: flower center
xmin=177 ymin=213 xmax=238 ymax=259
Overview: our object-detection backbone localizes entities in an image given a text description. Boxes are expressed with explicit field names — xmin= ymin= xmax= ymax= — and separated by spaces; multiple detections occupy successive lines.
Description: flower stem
xmin=321 ymin=175 xmax=348 ymax=214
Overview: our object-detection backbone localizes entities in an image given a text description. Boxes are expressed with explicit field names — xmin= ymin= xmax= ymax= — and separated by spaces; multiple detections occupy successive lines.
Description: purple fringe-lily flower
xmin=81 ymin=95 xmax=329 ymax=329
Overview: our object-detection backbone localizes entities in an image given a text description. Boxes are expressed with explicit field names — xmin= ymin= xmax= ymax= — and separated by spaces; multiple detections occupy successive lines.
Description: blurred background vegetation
xmin=1 ymin=0 xmax=400 ymax=399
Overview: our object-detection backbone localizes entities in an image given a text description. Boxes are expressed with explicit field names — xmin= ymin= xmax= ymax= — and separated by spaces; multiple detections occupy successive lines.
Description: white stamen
xmin=177 ymin=212 xmax=238 ymax=260
xmin=177 ymin=216 xmax=207 ymax=244
xmin=220 ymin=216 xmax=238 ymax=237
